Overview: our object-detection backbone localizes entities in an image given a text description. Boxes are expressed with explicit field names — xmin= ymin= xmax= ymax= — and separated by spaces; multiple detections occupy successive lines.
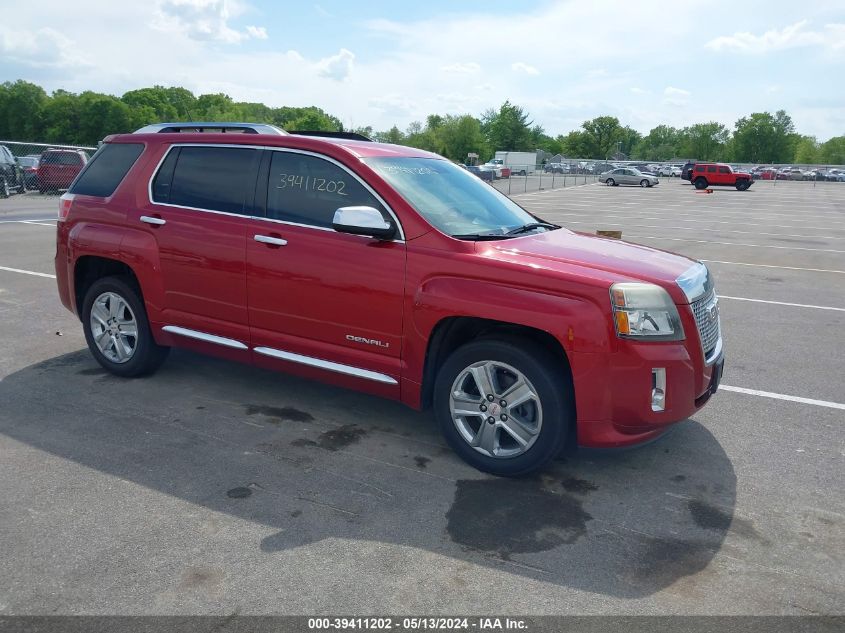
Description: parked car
xmin=17 ymin=154 xmax=41 ymax=189
xmin=599 ymin=167 xmax=659 ymax=187
xmin=544 ymin=163 xmax=566 ymax=174
xmin=689 ymin=163 xmax=753 ymax=190
xmin=464 ymin=164 xmax=493 ymax=182
xmin=753 ymin=168 xmax=777 ymax=180
xmin=0 ymin=145 xmax=27 ymax=197
xmin=38 ymin=148 xmax=89 ymax=193
xmin=681 ymin=161 xmax=697 ymax=181
xmin=55 ymin=122 xmax=723 ymax=476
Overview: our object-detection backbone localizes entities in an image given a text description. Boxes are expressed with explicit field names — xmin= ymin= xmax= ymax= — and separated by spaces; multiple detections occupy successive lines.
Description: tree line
xmin=1 ymin=80 xmax=842 ymax=165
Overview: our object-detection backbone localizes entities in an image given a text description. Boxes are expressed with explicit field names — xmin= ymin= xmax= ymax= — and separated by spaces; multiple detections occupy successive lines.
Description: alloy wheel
xmin=89 ymin=291 xmax=139 ymax=363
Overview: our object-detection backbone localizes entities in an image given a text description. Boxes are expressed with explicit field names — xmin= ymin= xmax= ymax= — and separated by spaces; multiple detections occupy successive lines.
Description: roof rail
xmin=133 ymin=122 xmax=288 ymax=135
xmin=287 ymin=130 xmax=373 ymax=142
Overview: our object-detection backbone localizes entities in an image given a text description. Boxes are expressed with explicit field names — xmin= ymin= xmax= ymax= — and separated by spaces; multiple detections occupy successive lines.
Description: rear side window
xmin=43 ymin=152 xmax=84 ymax=166
xmin=718 ymin=166 xmax=730 ymax=174
xmin=69 ymin=144 xmax=144 ymax=197
xmin=153 ymin=146 xmax=259 ymax=215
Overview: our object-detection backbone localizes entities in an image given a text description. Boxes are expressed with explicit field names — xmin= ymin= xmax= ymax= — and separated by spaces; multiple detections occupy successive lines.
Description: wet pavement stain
xmin=560 ymin=477 xmax=598 ymax=494
xmin=77 ymin=367 xmax=106 ymax=376
xmin=244 ymin=404 xmax=314 ymax=423
xmin=414 ymin=456 xmax=431 ymax=469
xmin=688 ymin=499 xmax=769 ymax=544
xmin=670 ymin=475 xmax=687 ymax=483
xmin=446 ymin=478 xmax=592 ymax=557
xmin=226 ymin=486 xmax=252 ymax=499
xmin=290 ymin=425 xmax=368 ymax=451
xmin=290 ymin=510 xmax=302 ymax=518
xmin=632 ymin=537 xmax=715 ymax=586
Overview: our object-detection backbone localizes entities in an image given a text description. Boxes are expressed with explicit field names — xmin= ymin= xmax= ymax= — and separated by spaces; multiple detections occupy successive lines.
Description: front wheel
xmin=694 ymin=177 xmax=708 ymax=190
xmin=82 ymin=276 xmax=169 ymax=377
xmin=606 ymin=178 xmax=615 ymax=187
xmin=433 ymin=338 xmax=571 ymax=476
xmin=640 ymin=179 xmax=649 ymax=188
xmin=0 ymin=177 xmax=9 ymax=198
xmin=736 ymin=180 xmax=750 ymax=191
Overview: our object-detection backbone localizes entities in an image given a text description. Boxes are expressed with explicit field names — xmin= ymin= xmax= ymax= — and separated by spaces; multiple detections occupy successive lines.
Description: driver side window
xmin=266 ymin=152 xmax=387 ymax=228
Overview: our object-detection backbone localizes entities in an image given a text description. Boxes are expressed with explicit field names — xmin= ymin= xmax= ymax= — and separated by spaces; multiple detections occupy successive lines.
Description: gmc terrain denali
xmin=55 ymin=122 xmax=724 ymax=476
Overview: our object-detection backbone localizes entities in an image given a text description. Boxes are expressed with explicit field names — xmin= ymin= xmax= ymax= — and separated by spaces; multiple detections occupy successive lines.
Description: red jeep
xmin=55 ymin=122 xmax=724 ymax=476
xmin=690 ymin=163 xmax=753 ymax=190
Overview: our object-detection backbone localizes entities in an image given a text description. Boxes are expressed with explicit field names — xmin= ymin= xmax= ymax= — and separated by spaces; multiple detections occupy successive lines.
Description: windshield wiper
xmin=452 ymin=233 xmax=511 ymax=241
xmin=505 ymin=222 xmax=559 ymax=236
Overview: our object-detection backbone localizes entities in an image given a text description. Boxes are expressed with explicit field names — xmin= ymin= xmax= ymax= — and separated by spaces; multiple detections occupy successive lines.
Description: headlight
xmin=610 ymin=283 xmax=685 ymax=341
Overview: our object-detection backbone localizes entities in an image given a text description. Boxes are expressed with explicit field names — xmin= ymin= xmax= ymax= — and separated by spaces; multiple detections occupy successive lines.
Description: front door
xmin=246 ymin=149 xmax=406 ymax=394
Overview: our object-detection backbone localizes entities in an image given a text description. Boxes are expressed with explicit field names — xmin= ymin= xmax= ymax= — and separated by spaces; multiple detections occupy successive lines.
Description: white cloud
xmin=705 ymin=20 xmax=844 ymax=54
xmin=245 ymin=25 xmax=267 ymax=39
xmin=154 ymin=0 xmax=266 ymax=44
xmin=663 ymin=86 xmax=690 ymax=107
xmin=511 ymin=62 xmax=539 ymax=75
xmin=316 ymin=48 xmax=354 ymax=81
xmin=630 ymin=87 xmax=650 ymax=95
xmin=440 ymin=62 xmax=481 ymax=74
xmin=0 ymin=26 xmax=91 ymax=68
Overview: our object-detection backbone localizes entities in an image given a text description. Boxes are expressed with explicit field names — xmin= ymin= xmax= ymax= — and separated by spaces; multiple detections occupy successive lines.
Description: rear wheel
xmin=82 ymin=276 xmax=169 ymax=377
xmin=433 ymin=338 xmax=571 ymax=476
xmin=606 ymin=178 xmax=615 ymax=187
xmin=694 ymin=177 xmax=708 ymax=190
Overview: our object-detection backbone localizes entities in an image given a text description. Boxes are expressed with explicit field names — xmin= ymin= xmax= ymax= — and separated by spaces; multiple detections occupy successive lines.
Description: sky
xmin=1 ymin=0 xmax=844 ymax=140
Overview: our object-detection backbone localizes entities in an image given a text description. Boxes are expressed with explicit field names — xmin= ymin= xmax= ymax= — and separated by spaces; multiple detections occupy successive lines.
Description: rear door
xmin=131 ymin=144 xmax=262 ymax=352
xmin=717 ymin=165 xmax=731 ymax=185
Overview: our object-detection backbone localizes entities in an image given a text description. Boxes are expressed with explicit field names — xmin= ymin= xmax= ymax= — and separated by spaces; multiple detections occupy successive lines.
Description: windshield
xmin=365 ymin=157 xmax=550 ymax=238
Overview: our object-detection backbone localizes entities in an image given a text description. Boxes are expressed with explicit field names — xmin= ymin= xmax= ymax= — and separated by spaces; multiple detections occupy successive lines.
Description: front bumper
xmin=570 ymin=334 xmax=724 ymax=448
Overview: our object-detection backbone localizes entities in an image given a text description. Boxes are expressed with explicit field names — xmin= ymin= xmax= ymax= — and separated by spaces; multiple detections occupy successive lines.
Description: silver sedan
xmin=599 ymin=167 xmax=659 ymax=187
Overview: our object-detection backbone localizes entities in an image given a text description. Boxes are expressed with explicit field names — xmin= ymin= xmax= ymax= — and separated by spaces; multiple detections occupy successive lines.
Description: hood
xmin=479 ymin=228 xmax=700 ymax=304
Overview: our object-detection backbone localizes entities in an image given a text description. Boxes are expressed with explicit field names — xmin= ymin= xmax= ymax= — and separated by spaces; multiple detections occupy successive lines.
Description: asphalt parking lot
xmin=0 ymin=179 xmax=843 ymax=616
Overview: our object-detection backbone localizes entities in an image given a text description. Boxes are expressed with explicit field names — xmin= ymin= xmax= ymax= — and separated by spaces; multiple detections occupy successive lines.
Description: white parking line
xmin=702 ymin=259 xmax=845 ymax=274
xmin=0 ymin=265 xmax=56 ymax=279
xmin=19 ymin=221 xmax=56 ymax=227
xmin=720 ymin=385 xmax=845 ymax=411
xmin=556 ymin=219 xmax=845 ymax=241
xmin=628 ymin=235 xmax=845 ymax=253
xmin=718 ymin=295 xmax=845 ymax=312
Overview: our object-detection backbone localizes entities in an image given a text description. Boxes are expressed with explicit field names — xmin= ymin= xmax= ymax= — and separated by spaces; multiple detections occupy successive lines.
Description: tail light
xmin=58 ymin=193 xmax=75 ymax=222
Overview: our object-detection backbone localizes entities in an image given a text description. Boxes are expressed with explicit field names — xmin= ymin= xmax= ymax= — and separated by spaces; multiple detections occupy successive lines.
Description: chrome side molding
xmin=161 ymin=325 xmax=248 ymax=350
xmin=254 ymin=346 xmax=398 ymax=385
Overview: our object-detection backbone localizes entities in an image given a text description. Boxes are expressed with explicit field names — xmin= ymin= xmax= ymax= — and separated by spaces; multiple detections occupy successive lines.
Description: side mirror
xmin=332 ymin=206 xmax=396 ymax=240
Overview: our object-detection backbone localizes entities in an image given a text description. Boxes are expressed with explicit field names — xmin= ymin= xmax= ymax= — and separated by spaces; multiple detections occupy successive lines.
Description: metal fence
xmin=0 ymin=140 xmax=97 ymax=196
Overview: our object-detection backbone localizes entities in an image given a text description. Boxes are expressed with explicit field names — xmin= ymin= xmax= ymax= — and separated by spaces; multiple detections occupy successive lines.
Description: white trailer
xmin=493 ymin=151 xmax=538 ymax=176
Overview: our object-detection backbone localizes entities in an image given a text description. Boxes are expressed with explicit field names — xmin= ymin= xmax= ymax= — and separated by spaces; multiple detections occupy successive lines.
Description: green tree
xmin=482 ymin=101 xmax=533 ymax=151
xmin=0 ymin=80 xmax=48 ymax=141
xmin=793 ymin=135 xmax=819 ymax=164
xmin=41 ymin=90 xmax=83 ymax=144
xmin=121 ymin=87 xmax=178 ymax=122
xmin=373 ymin=125 xmax=406 ymax=144
xmin=819 ymin=136 xmax=845 ymax=164
xmin=678 ymin=122 xmax=730 ymax=161
xmin=76 ymin=91 xmax=134 ymax=143
xmin=732 ymin=111 xmax=795 ymax=163
xmin=633 ymin=125 xmax=681 ymax=161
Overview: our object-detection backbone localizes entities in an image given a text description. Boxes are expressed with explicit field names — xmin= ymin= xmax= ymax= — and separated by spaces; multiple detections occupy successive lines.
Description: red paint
xmin=55 ymin=132 xmax=722 ymax=449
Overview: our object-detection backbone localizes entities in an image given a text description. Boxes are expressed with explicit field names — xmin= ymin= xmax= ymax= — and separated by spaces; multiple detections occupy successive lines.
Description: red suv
xmin=690 ymin=163 xmax=753 ymax=190
xmin=38 ymin=148 xmax=89 ymax=193
xmin=55 ymin=122 xmax=724 ymax=476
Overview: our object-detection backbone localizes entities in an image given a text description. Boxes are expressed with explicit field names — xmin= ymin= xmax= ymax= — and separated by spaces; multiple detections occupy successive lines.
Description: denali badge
xmin=346 ymin=335 xmax=389 ymax=348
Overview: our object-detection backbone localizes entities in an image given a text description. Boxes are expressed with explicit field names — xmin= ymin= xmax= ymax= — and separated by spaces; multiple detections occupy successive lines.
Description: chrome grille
xmin=692 ymin=291 xmax=721 ymax=360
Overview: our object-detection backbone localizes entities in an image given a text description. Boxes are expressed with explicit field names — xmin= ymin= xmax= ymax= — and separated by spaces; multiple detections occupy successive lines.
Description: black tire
xmin=736 ymin=180 xmax=749 ymax=191
xmin=694 ymin=177 xmax=708 ymax=190
xmin=433 ymin=338 xmax=572 ymax=477
xmin=518 ymin=170 xmax=526 ymax=176
xmin=82 ymin=276 xmax=169 ymax=377
xmin=0 ymin=177 xmax=9 ymax=199
xmin=606 ymin=178 xmax=615 ymax=186
xmin=640 ymin=179 xmax=649 ymax=188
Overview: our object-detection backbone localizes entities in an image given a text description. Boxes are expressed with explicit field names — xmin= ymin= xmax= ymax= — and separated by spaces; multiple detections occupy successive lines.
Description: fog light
xmin=651 ymin=368 xmax=666 ymax=412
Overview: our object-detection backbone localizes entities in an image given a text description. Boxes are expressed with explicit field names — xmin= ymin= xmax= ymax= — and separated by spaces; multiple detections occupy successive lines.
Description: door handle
xmin=140 ymin=215 xmax=166 ymax=226
xmin=254 ymin=234 xmax=287 ymax=246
